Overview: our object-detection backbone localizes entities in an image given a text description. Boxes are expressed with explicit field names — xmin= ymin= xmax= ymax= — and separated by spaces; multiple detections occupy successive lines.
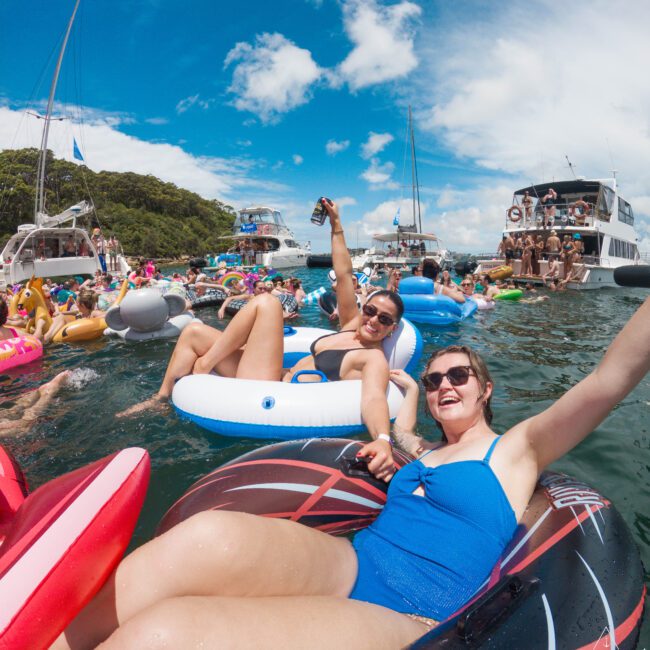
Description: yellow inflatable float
xmin=52 ymin=280 xmax=129 ymax=343
xmin=17 ymin=278 xmax=53 ymax=338
xmin=487 ymin=265 xmax=514 ymax=281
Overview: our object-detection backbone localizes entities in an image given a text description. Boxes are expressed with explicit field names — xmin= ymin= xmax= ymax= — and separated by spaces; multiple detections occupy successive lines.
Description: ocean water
xmin=1 ymin=267 xmax=648 ymax=646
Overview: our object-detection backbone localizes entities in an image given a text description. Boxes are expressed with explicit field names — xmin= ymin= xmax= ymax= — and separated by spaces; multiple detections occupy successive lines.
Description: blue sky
xmin=1 ymin=0 xmax=649 ymax=253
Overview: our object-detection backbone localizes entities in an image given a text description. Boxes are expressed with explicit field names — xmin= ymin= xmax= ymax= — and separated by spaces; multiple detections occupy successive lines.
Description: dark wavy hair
xmin=367 ymin=289 xmax=404 ymax=321
xmin=422 ymin=345 xmax=494 ymax=441
xmin=0 ymin=298 xmax=8 ymax=327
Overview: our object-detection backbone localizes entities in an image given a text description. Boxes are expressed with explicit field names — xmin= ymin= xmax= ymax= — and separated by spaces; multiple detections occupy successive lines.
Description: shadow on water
xmin=1 ymin=269 xmax=648 ymax=645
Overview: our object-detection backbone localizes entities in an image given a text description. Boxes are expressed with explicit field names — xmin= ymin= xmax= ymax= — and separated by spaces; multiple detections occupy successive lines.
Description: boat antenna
xmin=606 ymin=138 xmax=618 ymax=183
xmin=34 ymin=0 xmax=82 ymax=220
xmin=565 ymin=155 xmax=577 ymax=180
xmin=408 ymin=106 xmax=422 ymax=233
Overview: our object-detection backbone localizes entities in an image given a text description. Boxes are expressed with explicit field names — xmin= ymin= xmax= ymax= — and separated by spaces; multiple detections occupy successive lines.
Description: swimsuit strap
xmin=482 ymin=436 xmax=501 ymax=464
xmin=309 ymin=329 xmax=356 ymax=355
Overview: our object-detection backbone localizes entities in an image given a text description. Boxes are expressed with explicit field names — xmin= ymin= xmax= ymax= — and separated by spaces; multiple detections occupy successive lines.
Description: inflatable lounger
xmin=399 ymin=277 xmax=477 ymax=326
xmin=0 ymin=445 xmax=150 ymax=649
xmin=172 ymin=320 xmax=423 ymax=440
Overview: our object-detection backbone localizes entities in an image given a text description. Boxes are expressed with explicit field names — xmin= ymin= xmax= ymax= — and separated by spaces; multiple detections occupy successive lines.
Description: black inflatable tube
xmin=614 ymin=265 xmax=650 ymax=288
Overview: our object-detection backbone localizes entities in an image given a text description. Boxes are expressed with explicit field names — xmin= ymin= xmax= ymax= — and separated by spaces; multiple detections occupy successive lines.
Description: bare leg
xmin=117 ymin=293 xmax=284 ymax=417
xmin=0 ymin=371 xmax=71 ymax=436
xmin=98 ymin=594 xmax=429 ymax=650
xmin=56 ymin=511 xmax=359 ymax=649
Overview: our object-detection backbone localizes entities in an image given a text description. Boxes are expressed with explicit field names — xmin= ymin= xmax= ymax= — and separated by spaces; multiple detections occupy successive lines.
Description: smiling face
xmin=423 ymin=351 xmax=493 ymax=435
xmin=358 ymin=294 xmax=399 ymax=343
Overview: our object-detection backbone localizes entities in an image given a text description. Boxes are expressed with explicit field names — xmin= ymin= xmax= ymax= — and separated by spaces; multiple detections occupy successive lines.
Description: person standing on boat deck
xmin=92 ymin=228 xmax=107 ymax=273
xmin=522 ymin=190 xmax=533 ymax=220
xmin=545 ymin=230 xmax=561 ymax=261
xmin=503 ymin=233 xmax=515 ymax=267
xmin=542 ymin=188 xmax=557 ymax=227
xmin=107 ymin=234 xmax=120 ymax=272
xmin=54 ymin=297 xmax=650 ymax=649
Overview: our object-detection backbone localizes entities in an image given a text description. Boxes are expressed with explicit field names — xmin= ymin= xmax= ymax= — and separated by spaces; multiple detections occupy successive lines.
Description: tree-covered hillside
xmin=0 ymin=148 xmax=236 ymax=258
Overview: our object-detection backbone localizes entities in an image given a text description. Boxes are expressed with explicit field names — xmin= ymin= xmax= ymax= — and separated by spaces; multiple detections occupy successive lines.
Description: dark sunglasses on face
xmin=362 ymin=303 xmax=396 ymax=327
xmin=421 ymin=365 xmax=475 ymax=391
xmin=460 ymin=282 xmax=472 ymax=287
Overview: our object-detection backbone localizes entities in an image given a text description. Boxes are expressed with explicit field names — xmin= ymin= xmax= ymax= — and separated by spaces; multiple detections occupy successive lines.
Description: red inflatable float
xmin=0 ymin=446 xmax=150 ymax=649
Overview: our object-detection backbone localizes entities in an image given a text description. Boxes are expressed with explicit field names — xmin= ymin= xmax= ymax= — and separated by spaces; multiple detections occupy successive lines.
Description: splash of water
xmin=65 ymin=368 xmax=100 ymax=390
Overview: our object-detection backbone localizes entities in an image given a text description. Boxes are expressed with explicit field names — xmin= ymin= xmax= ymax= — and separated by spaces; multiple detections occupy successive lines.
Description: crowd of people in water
xmin=1 ymin=199 xmax=649 ymax=648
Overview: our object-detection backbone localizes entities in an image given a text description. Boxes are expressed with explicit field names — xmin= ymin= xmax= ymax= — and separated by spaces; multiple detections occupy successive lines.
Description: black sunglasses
xmin=362 ymin=303 xmax=396 ymax=327
xmin=421 ymin=366 xmax=475 ymax=391
xmin=460 ymin=282 xmax=472 ymax=287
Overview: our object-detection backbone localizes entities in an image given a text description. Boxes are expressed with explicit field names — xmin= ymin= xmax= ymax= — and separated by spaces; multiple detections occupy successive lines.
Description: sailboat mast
xmin=408 ymin=106 xmax=422 ymax=233
xmin=34 ymin=0 xmax=81 ymax=221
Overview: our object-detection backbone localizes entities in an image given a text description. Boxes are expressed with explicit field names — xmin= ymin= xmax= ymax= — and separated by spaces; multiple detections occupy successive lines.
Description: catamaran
xmin=476 ymin=177 xmax=645 ymax=289
xmin=351 ymin=107 xmax=453 ymax=272
xmin=0 ymin=0 xmax=130 ymax=289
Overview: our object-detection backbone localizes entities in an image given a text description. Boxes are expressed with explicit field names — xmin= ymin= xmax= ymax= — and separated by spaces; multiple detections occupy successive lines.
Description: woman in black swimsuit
xmin=119 ymin=199 xmax=401 ymax=480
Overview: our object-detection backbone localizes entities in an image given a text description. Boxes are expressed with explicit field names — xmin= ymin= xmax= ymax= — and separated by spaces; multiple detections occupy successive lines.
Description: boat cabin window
xmin=284 ymin=239 xmax=298 ymax=248
xmin=597 ymin=186 xmax=615 ymax=220
xmin=252 ymin=237 xmax=279 ymax=251
xmin=617 ymin=198 xmax=634 ymax=225
xmin=608 ymin=237 xmax=638 ymax=260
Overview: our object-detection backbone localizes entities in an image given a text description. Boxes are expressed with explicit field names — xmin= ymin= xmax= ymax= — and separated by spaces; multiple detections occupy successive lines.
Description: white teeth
xmin=439 ymin=396 xmax=459 ymax=405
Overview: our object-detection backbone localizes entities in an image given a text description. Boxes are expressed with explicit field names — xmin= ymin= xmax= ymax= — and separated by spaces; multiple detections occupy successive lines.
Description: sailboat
xmin=0 ymin=0 xmax=130 ymax=289
xmin=351 ymin=107 xmax=453 ymax=272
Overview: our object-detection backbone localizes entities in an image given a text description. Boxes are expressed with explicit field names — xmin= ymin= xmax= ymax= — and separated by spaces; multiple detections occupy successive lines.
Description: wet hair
xmin=423 ymin=345 xmax=494 ymax=441
xmin=0 ymin=298 xmax=8 ymax=327
xmin=77 ymin=289 xmax=98 ymax=311
xmin=421 ymin=259 xmax=440 ymax=280
xmin=367 ymin=289 xmax=404 ymax=321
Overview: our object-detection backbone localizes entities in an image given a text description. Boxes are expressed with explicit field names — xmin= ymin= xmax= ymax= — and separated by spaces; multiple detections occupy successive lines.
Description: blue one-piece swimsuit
xmin=349 ymin=436 xmax=517 ymax=621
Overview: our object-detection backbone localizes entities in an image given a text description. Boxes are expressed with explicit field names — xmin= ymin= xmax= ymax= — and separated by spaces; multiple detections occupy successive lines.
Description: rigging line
xmin=400 ymin=110 xmax=410 ymax=208
xmin=411 ymin=112 xmax=422 ymax=233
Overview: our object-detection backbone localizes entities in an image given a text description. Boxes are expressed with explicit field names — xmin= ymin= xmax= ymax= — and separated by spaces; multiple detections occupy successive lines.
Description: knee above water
xmin=173 ymin=510 xmax=252 ymax=556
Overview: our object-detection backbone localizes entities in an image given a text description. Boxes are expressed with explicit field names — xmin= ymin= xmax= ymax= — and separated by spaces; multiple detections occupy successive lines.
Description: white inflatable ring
xmin=172 ymin=319 xmax=423 ymax=440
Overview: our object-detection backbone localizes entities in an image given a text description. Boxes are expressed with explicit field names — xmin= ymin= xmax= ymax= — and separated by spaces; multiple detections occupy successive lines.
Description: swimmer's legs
xmin=98 ymin=595 xmax=428 ymax=650
xmin=56 ymin=511 xmax=359 ymax=649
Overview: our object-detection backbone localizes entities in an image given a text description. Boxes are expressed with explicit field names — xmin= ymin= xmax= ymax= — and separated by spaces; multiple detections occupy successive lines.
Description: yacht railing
xmin=507 ymin=201 xmax=600 ymax=229
xmin=234 ymin=223 xmax=291 ymax=237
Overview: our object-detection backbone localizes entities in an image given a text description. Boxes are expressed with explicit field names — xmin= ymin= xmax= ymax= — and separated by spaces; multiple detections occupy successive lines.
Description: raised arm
xmin=323 ymin=200 xmax=360 ymax=328
xmin=389 ymin=369 xmax=431 ymax=457
xmin=511 ymin=297 xmax=650 ymax=469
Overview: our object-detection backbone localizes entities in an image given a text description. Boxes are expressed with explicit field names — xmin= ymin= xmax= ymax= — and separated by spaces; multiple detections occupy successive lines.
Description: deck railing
xmin=507 ymin=201 xmax=599 ymax=229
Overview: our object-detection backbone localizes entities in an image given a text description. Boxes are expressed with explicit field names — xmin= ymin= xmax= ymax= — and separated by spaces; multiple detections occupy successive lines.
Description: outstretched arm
xmin=322 ymin=200 xmax=360 ymax=329
xmin=389 ymin=369 xmax=431 ymax=457
xmin=511 ymin=297 xmax=650 ymax=470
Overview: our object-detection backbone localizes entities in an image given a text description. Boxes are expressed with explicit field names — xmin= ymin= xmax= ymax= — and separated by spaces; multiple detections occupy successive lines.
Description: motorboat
xmin=223 ymin=206 xmax=309 ymax=269
xmin=476 ymin=177 xmax=646 ymax=289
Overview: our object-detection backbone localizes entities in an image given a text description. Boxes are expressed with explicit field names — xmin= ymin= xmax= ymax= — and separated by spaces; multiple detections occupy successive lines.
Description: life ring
xmin=507 ymin=206 xmax=523 ymax=222
xmin=571 ymin=199 xmax=591 ymax=216
xmin=260 ymin=224 xmax=271 ymax=235
xmin=0 ymin=334 xmax=43 ymax=372
xmin=156 ymin=439 xmax=646 ymax=649
xmin=494 ymin=289 xmax=523 ymax=301
xmin=172 ymin=320 xmax=423 ymax=440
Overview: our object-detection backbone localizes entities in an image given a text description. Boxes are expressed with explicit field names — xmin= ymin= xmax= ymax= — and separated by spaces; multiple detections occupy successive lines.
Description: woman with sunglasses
xmin=118 ymin=199 xmax=401 ymax=479
xmin=57 ymin=298 xmax=650 ymax=649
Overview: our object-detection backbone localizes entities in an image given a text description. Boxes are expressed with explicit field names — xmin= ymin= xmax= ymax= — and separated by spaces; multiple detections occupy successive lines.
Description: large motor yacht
xmin=226 ymin=207 xmax=309 ymax=269
xmin=476 ymin=178 xmax=645 ymax=289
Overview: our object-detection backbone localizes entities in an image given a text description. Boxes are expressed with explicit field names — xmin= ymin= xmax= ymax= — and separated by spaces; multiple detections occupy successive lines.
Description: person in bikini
xmin=118 ymin=198 xmax=399 ymax=479
xmin=55 ymin=296 xmax=650 ymax=649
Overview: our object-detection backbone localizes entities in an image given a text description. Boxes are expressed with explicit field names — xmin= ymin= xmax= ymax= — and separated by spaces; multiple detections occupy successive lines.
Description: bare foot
xmin=116 ymin=395 xmax=170 ymax=418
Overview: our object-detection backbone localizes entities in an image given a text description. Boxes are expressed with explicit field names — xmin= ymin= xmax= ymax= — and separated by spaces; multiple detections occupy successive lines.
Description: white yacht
xmin=351 ymin=231 xmax=453 ymax=271
xmin=352 ymin=107 xmax=453 ymax=273
xmin=0 ymin=0 xmax=129 ymax=289
xmin=476 ymin=178 xmax=645 ymax=289
xmin=224 ymin=206 xmax=309 ymax=269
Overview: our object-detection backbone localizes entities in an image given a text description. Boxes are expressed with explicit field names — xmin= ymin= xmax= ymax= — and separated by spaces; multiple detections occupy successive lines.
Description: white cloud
xmin=336 ymin=196 xmax=357 ymax=209
xmin=0 ymin=105 xmax=286 ymax=205
xmin=225 ymin=33 xmax=323 ymax=123
xmin=361 ymin=157 xmax=398 ymax=189
xmin=326 ymin=139 xmax=350 ymax=155
xmin=175 ymin=94 xmax=213 ymax=114
xmin=361 ymin=132 xmax=394 ymax=159
xmin=292 ymin=154 xmax=303 ymax=165
xmin=335 ymin=0 xmax=421 ymax=91
xmin=145 ymin=117 xmax=168 ymax=125
xmin=414 ymin=0 xmax=650 ymax=249
xmin=357 ymin=198 xmax=424 ymax=236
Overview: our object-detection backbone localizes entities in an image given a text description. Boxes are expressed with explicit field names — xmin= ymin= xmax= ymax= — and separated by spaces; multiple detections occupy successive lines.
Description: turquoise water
xmin=1 ymin=267 xmax=649 ymax=645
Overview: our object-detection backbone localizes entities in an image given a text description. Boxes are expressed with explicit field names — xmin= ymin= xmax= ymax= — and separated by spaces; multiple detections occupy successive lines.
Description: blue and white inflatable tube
xmin=172 ymin=319 xmax=423 ymax=440
xmin=399 ymin=277 xmax=477 ymax=326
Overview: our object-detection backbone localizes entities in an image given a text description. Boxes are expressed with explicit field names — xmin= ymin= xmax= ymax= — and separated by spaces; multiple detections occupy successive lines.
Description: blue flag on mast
xmin=392 ymin=207 xmax=400 ymax=226
xmin=73 ymin=138 xmax=84 ymax=162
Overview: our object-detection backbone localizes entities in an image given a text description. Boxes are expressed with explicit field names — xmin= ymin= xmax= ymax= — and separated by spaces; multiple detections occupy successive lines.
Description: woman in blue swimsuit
xmin=119 ymin=199 xmax=401 ymax=481
xmin=58 ymin=303 xmax=650 ymax=648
